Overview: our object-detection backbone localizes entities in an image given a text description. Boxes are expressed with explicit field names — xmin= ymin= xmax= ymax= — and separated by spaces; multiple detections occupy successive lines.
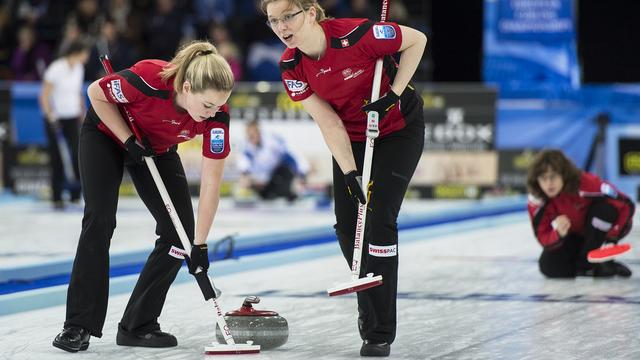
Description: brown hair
xmin=260 ymin=0 xmax=328 ymax=22
xmin=526 ymin=149 xmax=581 ymax=199
xmin=160 ymin=40 xmax=234 ymax=94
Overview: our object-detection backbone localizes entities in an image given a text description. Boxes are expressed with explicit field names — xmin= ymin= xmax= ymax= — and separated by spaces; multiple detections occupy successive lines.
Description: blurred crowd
xmin=0 ymin=0 xmax=429 ymax=82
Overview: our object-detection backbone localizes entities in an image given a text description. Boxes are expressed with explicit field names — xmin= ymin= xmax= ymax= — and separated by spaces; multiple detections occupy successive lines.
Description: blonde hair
xmin=260 ymin=0 xmax=328 ymax=22
xmin=160 ymin=40 xmax=234 ymax=94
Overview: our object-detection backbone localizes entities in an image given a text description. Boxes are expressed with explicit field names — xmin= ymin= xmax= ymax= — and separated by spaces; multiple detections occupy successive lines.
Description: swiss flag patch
xmin=341 ymin=39 xmax=349 ymax=47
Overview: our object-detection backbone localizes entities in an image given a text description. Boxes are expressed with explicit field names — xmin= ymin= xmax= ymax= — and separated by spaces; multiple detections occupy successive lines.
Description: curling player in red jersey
xmin=261 ymin=0 xmax=427 ymax=356
xmin=53 ymin=40 xmax=235 ymax=352
xmin=527 ymin=149 xmax=634 ymax=278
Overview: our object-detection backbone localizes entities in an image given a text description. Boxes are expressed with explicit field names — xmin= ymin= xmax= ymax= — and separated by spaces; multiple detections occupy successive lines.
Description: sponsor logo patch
xmin=210 ymin=128 xmax=225 ymax=154
xmin=368 ymin=244 xmax=397 ymax=257
xmin=168 ymin=245 xmax=186 ymax=259
xmin=109 ymin=79 xmax=128 ymax=103
xmin=285 ymin=79 xmax=308 ymax=92
xmin=373 ymin=25 xmax=396 ymax=40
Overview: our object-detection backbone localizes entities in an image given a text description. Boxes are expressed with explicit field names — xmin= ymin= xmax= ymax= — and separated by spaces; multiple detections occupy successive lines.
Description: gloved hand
xmin=344 ymin=170 xmax=366 ymax=205
xmin=361 ymin=90 xmax=400 ymax=122
xmin=187 ymin=243 xmax=210 ymax=275
xmin=124 ymin=135 xmax=155 ymax=164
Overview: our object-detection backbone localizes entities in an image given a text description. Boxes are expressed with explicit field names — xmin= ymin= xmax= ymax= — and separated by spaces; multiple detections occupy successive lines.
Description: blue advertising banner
xmin=484 ymin=0 xmax=580 ymax=90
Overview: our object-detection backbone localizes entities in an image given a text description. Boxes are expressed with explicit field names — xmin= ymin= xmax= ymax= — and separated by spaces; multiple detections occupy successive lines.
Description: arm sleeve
xmin=580 ymin=173 xmax=634 ymax=240
xmin=202 ymin=108 xmax=231 ymax=159
xmin=97 ymin=70 xmax=143 ymax=104
xmin=358 ymin=21 xmax=403 ymax=59
xmin=528 ymin=196 xmax=562 ymax=249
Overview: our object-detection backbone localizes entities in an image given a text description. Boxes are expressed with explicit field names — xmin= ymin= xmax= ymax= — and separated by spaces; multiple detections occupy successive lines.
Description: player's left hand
xmin=187 ymin=243 xmax=210 ymax=274
xmin=362 ymin=90 xmax=400 ymax=122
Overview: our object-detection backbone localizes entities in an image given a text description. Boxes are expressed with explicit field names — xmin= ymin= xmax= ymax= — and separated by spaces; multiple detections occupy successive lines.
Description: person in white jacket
xmin=237 ymin=119 xmax=309 ymax=201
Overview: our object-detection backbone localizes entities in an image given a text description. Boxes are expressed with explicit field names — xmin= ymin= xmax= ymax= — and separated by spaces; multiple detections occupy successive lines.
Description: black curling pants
xmin=332 ymin=118 xmax=425 ymax=344
xmin=44 ymin=117 xmax=81 ymax=202
xmin=64 ymin=120 xmax=194 ymax=337
xmin=539 ymin=201 xmax=619 ymax=278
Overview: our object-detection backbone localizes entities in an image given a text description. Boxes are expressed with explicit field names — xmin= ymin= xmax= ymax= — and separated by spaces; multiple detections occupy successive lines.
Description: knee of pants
xmin=367 ymin=213 xmax=398 ymax=246
xmin=83 ymin=212 xmax=117 ymax=237
xmin=156 ymin=242 xmax=190 ymax=268
xmin=538 ymin=252 xmax=574 ymax=278
xmin=334 ymin=225 xmax=355 ymax=263
xmin=587 ymin=202 xmax=618 ymax=232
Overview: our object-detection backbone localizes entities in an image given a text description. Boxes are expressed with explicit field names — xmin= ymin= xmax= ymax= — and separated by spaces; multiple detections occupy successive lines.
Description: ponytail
xmin=160 ymin=40 xmax=234 ymax=94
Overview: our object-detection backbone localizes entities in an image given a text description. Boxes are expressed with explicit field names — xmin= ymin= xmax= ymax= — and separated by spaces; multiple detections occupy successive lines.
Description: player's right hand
xmin=344 ymin=170 xmax=366 ymax=205
xmin=552 ymin=215 xmax=571 ymax=237
xmin=124 ymin=135 xmax=155 ymax=164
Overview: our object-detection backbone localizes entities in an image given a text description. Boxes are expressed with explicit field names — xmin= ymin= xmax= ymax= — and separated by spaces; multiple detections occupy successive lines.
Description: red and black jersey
xmin=95 ymin=59 xmax=230 ymax=159
xmin=528 ymin=172 xmax=635 ymax=248
xmin=279 ymin=18 xmax=423 ymax=141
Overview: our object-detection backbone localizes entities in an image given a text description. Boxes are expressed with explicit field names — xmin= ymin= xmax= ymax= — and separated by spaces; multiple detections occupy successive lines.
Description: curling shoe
xmin=52 ymin=326 xmax=90 ymax=352
xmin=360 ymin=340 xmax=390 ymax=357
xmin=116 ymin=327 xmax=177 ymax=348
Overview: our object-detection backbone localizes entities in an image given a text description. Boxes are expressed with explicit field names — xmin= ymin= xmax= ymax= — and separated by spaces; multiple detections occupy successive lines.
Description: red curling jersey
xmin=527 ymin=172 xmax=635 ymax=249
xmin=280 ymin=18 xmax=421 ymax=141
xmin=96 ymin=59 xmax=230 ymax=159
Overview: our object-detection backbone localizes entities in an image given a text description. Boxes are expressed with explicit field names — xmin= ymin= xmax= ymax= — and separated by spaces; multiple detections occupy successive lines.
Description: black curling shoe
xmin=52 ymin=326 xmax=91 ymax=352
xmin=116 ymin=328 xmax=177 ymax=348
xmin=360 ymin=340 xmax=391 ymax=357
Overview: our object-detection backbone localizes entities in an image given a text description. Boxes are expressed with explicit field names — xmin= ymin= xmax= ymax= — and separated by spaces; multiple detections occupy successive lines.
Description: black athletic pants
xmin=64 ymin=120 xmax=194 ymax=337
xmin=255 ymin=163 xmax=296 ymax=200
xmin=44 ymin=117 xmax=81 ymax=203
xmin=332 ymin=118 xmax=425 ymax=344
xmin=539 ymin=201 xmax=619 ymax=278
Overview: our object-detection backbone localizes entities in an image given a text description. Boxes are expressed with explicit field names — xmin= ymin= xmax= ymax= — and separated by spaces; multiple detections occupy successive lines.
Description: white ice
xmin=1 ymin=198 xmax=639 ymax=359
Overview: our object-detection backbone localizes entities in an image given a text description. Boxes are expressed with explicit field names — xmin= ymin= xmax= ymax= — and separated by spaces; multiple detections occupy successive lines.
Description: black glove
xmin=187 ymin=243 xmax=210 ymax=275
xmin=124 ymin=135 xmax=155 ymax=164
xmin=344 ymin=170 xmax=366 ymax=205
xmin=361 ymin=90 xmax=400 ymax=122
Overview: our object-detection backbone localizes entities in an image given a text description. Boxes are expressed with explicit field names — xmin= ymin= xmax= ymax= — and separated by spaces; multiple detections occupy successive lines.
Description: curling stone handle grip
xmin=242 ymin=296 xmax=260 ymax=308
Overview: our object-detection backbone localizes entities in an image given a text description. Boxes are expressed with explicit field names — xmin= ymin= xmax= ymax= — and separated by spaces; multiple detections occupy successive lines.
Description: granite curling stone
xmin=215 ymin=296 xmax=288 ymax=349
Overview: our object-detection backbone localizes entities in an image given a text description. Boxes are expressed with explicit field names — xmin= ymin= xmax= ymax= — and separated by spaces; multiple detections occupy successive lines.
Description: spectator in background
xmin=0 ymin=5 xmax=15 ymax=79
xmin=56 ymin=18 xmax=84 ymax=58
xmin=10 ymin=25 xmax=51 ymax=80
xmin=15 ymin=0 xmax=49 ymax=26
xmin=194 ymin=0 xmax=234 ymax=37
xmin=349 ymin=0 xmax=377 ymax=20
xmin=208 ymin=22 xmax=243 ymax=80
xmin=108 ymin=0 xmax=132 ymax=35
xmin=527 ymin=149 xmax=634 ymax=278
xmin=142 ymin=0 xmax=190 ymax=60
xmin=236 ymin=119 xmax=309 ymax=201
xmin=68 ymin=0 xmax=102 ymax=42
xmin=86 ymin=16 xmax=139 ymax=81
xmin=38 ymin=41 xmax=90 ymax=209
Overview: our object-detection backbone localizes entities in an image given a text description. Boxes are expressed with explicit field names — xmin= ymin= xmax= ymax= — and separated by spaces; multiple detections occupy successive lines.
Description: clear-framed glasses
xmin=266 ymin=10 xmax=304 ymax=28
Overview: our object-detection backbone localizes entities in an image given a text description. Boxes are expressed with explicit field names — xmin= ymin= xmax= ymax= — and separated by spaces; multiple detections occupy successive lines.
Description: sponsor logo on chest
xmin=163 ymin=119 xmax=181 ymax=126
xmin=342 ymin=68 xmax=364 ymax=81
xmin=316 ymin=67 xmax=332 ymax=77
xmin=178 ymin=129 xmax=191 ymax=140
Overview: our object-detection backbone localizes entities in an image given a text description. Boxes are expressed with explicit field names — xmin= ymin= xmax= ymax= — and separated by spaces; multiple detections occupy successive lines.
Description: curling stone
xmin=216 ymin=296 xmax=288 ymax=349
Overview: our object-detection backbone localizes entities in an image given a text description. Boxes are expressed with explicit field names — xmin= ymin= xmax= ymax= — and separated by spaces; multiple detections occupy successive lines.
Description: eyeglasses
xmin=266 ymin=10 xmax=303 ymax=28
